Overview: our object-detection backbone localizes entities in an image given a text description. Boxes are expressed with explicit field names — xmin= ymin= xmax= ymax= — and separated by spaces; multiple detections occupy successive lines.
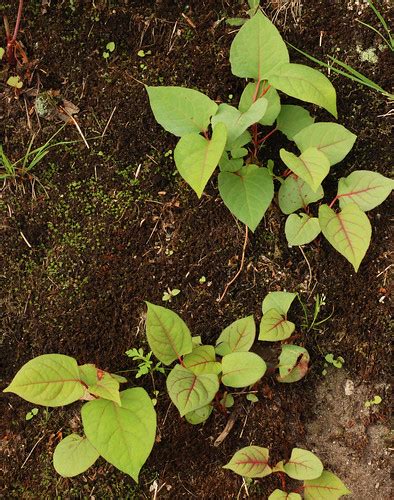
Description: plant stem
xmin=13 ymin=0 xmax=24 ymax=43
xmin=258 ymin=127 xmax=277 ymax=144
xmin=329 ymin=195 xmax=339 ymax=208
xmin=4 ymin=0 xmax=24 ymax=65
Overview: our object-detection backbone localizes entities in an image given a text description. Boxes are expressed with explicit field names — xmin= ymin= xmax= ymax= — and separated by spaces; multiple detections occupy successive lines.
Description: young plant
xmin=146 ymin=9 xmax=393 ymax=271
xmin=224 ymin=446 xmax=350 ymax=499
xmin=3 ymin=354 xmax=156 ymax=482
xmin=125 ymin=347 xmax=165 ymax=378
xmin=144 ymin=291 xmax=310 ymax=424
xmin=3 ymin=0 xmax=26 ymax=66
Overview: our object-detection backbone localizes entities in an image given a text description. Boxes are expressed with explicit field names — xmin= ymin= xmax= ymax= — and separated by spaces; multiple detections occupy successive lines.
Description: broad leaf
xmin=278 ymin=175 xmax=324 ymax=214
xmin=79 ymin=364 xmax=121 ymax=405
xmin=53 ymin=434 xmax=99 ymax=477
xmin=239 ymin=82 xmax=281 ymax=126
xmin=231 ymin=147 xmax=248 ymax=159
xmin=277 ymin=345 xmax=310 ymax=383
xmin=337 ymin=170 xmax=394 ymax=212
xmin=145 ymin=302 xmax=193 ymax=366
xmin=269 ymin=63 xmax=337 ymax=117
xmin=166 ymin=365 xmax=219 ymax=416
xmin=215 ymin=316 xmax=256 ymax=356
xmin=280 ymin=147 xmax=330 ymax=192
xmin=183 ymin=345 xmax=222 ymax=375
xmin=219 ymin=152 xmax=243 ymax=173
xmin=230 ymin=11 xmax=289 ymax=80
xmin=259 ymin=309 xmax=295 ymax=341
xmin=81 ymin=388 xmax=156 ymax=482
xmin=304 ymin=471 xmax=351 ymax=499
xmin=262 ymin=291 xmax=297 ymax=316
xmin=285 ymin=213 xmax=321 ymax=246
xmin=184 ymin=404 xmax=213 ymax=425
xmin=174 ymin=122 xmax=227 ymax=197
xmin=269 ymin=491 xmax=302 ymax=500
xmin=223 ymin=446 xmax=272 ymax=478
xmin=211 ymin=100 xmax=267 ymax=148
xmin=294 ymin=123 xmax=357 ymax=166
xmin=276 ymin=105 xmax=315 ymax=140
xmin=231 ymin=130 xmax=252 ymax=149
xmin=4 ymin=354 xmax=85 ymax=407
xmin=319 ymin=203 xmax=371 ymax=272
xmin=284 ymin=448 xmax=323 ymax=480
xmin=146 ymin=86 xmax=218 ymax=136
xmin=218 ymin=165 xmax=274 ymax=231
xmin=221 ymin=352 xmax=266 ymax=388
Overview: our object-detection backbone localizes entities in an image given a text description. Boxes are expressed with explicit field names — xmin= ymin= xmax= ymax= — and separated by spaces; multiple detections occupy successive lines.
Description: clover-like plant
xmin=146 ymin=8 xmax=393 ymax=271
xmin=3 ymin=354 xmax=156 ymax=482
xmin=144 ymin=291 xmax=310 ymax=424
xmin=224 ymin=446 xmax=350 ymax=499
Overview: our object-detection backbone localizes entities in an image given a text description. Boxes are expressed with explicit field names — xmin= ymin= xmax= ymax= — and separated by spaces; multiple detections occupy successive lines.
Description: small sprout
xmin=324 ymin=353 xmax=344 ymax=369
xmin=162 ymin=288 xmax=181 ymax=302
xmin=246 ymin=393 xmax=259 ymax=403
xmin=165 ymin=249 xmax=174 ymax=256
xmin=25 ymin=408 xmax=39 ymax=421
xmin=164 ymin=149 xmax=173 ymax=158
xmin=228 ymin=94 xmax=233 ymax=100
xmin=140 ymin=63 xmax=147 ymax=70
xmin=7 ymin=76 xmax=23 ymax=89
xmin=103 ymin=41 xmax=115 ymax=59
xmin=221 ymin=393 xmax=234 ymax=408
xmin=364 ymin=395 xmax=382 ymax=408
xmin=137 ymin=49 xmax=151 ymax=58
xmin=199 ymin=276 xmax=207 ymax=284
xmin=125 ymin=348 xmax=165 ymax=378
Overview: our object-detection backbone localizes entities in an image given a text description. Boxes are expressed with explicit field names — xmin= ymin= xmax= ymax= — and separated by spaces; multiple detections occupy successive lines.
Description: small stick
xmin=21 ymin=433 xmax=46 ymax=469
xmin=101 ymin=106 xmax=117 ymax=139
xmin=218 ymin=226 xmax=248 ymax=302
xmin=20 ymin=230 xmax=32 ymax=248
xmin=299 ymin=246 xmax=312 ymax=292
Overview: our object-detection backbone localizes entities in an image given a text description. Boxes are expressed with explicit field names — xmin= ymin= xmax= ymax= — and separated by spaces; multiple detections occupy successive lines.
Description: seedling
xmin=125 ymin=347 xmax=165 ymax=378
xmin=199 ymin=276 xmax=207 ymax=284
xmin=25 ymin=407 xmax=39 ymax=421
xmin=144 ymin=291 xmax=310 ymax=425
xmin=162 ymin=287 xmax=180 ymax=302
xmin=103 ymin=41 xmax=115 ymax=59
xmin=3 ymin=0 xmax=27 ymax=66
xmin=137 ymin=49 xmax=151 ymax=58
xmin=322 ymin=353 xmax=344 ymax=376
xmin=298 ymin=293 xmax=333 ymax=332
xmin=224 ymin=445 xmax=350 ymax=498
xmin=147 ymin=9 xmax=393 ymax=271
xmin=6 ymin=75 xmax=23 ymax=89
xmin=3 ymin=355 xmax=156 ymax=482
xmin=364 ymin=395 xmax=382 ymax=408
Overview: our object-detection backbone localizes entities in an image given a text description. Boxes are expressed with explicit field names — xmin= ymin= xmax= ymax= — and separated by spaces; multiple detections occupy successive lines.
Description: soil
xmin=0 ymin=1 xmax=392 ymax=498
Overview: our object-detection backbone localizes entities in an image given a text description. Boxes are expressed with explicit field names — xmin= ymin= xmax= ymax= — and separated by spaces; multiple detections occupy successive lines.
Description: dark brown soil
xmin=1 ymin=1 xmax=392 ymax=498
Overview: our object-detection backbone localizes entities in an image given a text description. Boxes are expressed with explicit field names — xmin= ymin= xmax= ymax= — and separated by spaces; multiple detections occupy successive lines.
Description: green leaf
xmin=319 ymin=203 xmax=372 ymax=272
xmin=278 ymin=175 xmax=324 ymax=215
xmin=221 ymin=352 xmax=266 ymax=388
xmin=280 ymin=147 xmax=330 ymax=192
xmin=146 ymin=86 xmax=218 ymax=136
xmin=262 ymin=291 xmax=297 ymax=316
xmin=231 ymin=147 xmax=248 ymax=159
xmin=230 ymin=10 xmax=289 ymax=80
xmin=226 ymin=17 xmax=247 ymax=27
xmin=246 ymin=393 xmax=259 ymax=403
xmin=293 ymin=123 xmax=357 ymax=166
xmin=183 ymin=346 xmax=222 ymax=375
xmin=81 ymin=388 xmax=156 ymax=482
xmin=215 ymin=316 xmax=256 ymax=356
xmin=0 ymin=47 xmax=5 ymax=60
xmin=239 ymin=82 xmax=281 ymax=126
xmin=7 ymin=75 xmax=23 ymax=89
xmin=259 ymin=309 xmax=295 ymax=341
xmin=285 ymin=213 xmax=321 ymax=246
xmin=223 ymin=446 xmax=272 ymax=478
xmin=218 ymin=164 xmax=274 ymax=231
xmin=184 ymin=404 xmax=213 ymax=425
xmin=337 ymin=170 xmax=394 ymax=212
xmin=269 ymin=491 xmax=302 ymax=500
xmin=3 ymin=354 xmax=85 ymax=407
xmin=79 ymin=364 xmax=121 ymax=405
xmin=174 ymin=122 xmax=227 ymax=197
xmin=53 ymin=434 xmax=99 ymax=478
xmin=277 ymin=345 xmax=310 ymax=383
xmin=145 ymin=302 xmax=193 ymax=366
xmin=276 ymin=105 xmax=315 ymax=140
xmin=166 ymin=365 xmax=219 ymax=416
xmin=106 ymin=41 xmax=115 ymax=52
xmin=284 ymin=449 xmax=323 ymax=480
xmin=211 ymin=99 xmax=267 ymax=149
xmin=269 ymin=63 xmax=337 ymax=117
xmin=219 ymin=152 xmax=243 ymax=173
xmin=304 ymin=470 xmax=351 ymax=499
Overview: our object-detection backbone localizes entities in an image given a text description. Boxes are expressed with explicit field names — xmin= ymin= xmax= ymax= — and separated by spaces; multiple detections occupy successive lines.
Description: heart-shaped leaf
xmin=239 ymin=82 xmax=281 ymax=126
xmin=304 ymin=471 xmax=351 ymax=499
xmin=269 ymin=63 xmax=337 ymax=117
xmin=280 ymin=147 xmax=330 ymax=192
xmin=278 ymin=175 xmax=324 ymax=215
xmin=145 ymin=302 xmax=193 ymax=366
xmin=219 ymin=152 xmax=243 ymax=173
xmin=294 ymin=123 xmax=357 ymax=166
xmin=211 ymin=99 xmax=267 ymax=148
xmin=53 ymin=434 xmax=99 ymax=477
xmin=81 ymin=388 xmax=156 ymax=482
xmin=269 ymin=491 xmax=302 ymax=500
xmin=337 ymin=170 xmax=394 ymax=212
xmin=319 ymin=203 xmax=371 ymax=272
xmin=284 ymin=448 xmax=323 ymax=480
xmin=276 ymin=105 xmax=315 ymax=140
xmin=277 ymin=345 xmax=310 ymax=383
xmin=166 ymin=365 xmax=219 ymax=416
xmin=215 ymin=316 xmax=256 ymax=356
xmin=3 ymin=354 xmax=85 ymax=407
xmin=174 ymin=122 xmax=227 ymax=197
xmin=223 ymin=446 xmax=272 ymax=478
xmin=184 ymin=404 xmax=213 ymax=425
xmin=259 ymin=309 xmax=295 ymax=341
xmin=221 ymin=352 xmax=266 ymax=388
xmin=262 ymin=292 xmax=297 ymax=316
xmin=285 ymin=213 xmax=321 ymax=246
xmin=230 ymin=10 xmax=289 ymax=80
xmin=183 ymin=346 xmax=222 ymax=375
xmin=146 ymin=86 xmax=218 ymax=136
xmin=218 ymin=164 xmax=274 ymax=231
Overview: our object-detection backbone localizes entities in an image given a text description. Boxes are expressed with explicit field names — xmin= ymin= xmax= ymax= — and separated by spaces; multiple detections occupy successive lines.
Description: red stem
xmin=329 ymin=195 xmax=339 ymax=208
xmin=12 ymin=0 xmax=24 ymax=43
xmin=4 ymin=0 xmax=23 ymax=65
xmin=258 ymin=127 xmax=277 ymax=145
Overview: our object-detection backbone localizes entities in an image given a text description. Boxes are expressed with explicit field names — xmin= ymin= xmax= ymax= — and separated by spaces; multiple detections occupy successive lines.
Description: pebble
xmin=345 ymin=379 xmax=355 ymax=396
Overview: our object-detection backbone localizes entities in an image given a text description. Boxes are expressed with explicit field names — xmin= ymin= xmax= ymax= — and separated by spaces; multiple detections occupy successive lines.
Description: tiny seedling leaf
xmin=215 ymin=315 xmax=256 ymax=356
xmin=259 ymin=309 xmax=295 ymax=341
xmin=303 ymin=470 xmax=351 ymax=499
xmin=280 ymin=147 xmax=330 ymax=192
xmin=276 ymin=105 xmax=315 ymax=140
xmin=262 ymin=291 xmax=297 ymax=316
xmin=7 ymin=76 xmax=23 ymax=89
xmin=285 ymin=213 xmax=321 ymax=246
xmin=284 ymin=448 xmax=323 ymax=480
xmin=106 ymin=42 xmax=115 ymax=52
xmin=221 ymin=352 xmax=266 ymax=388
xmin=183 ymin=345 xmax=222 ymax=375
xmin=53 ymin=434 xmax=99 ymax=478
xmin=223 ymin=446 xmax=272 ymax=478
xmin=278 ymin=175 xmax=324 ymax=215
